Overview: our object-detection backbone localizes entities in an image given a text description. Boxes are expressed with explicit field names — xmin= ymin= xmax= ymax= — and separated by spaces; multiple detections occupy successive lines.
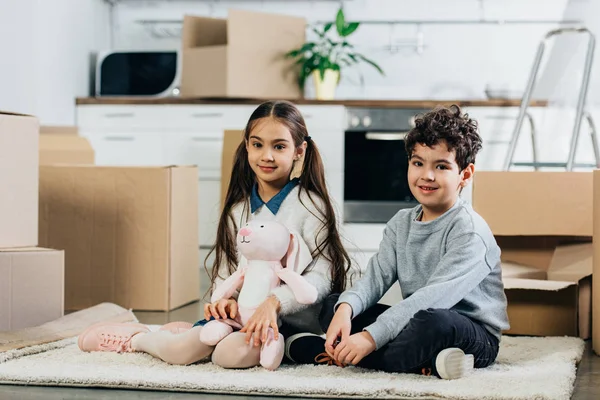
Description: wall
xmin=111 ymin=0 xmax=599 ymax=102
xmin=0 ymin=0 xmax=110 ymax=124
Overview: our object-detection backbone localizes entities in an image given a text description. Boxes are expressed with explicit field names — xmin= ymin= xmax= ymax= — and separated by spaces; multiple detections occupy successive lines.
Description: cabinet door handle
xmin=104 ymin=112 xmax=135 ymax=118
xmin=191 ymin=112 xmax=223 ymax=118
xmin=191 ymin=136 xmax=220 ymax=142
xmin=104 ymin=136 xmax=135 ymax=141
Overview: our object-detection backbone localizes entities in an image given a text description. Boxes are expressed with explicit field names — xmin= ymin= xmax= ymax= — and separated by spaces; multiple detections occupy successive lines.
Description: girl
xmin=78 ymin=100 xmax=352 ymax=368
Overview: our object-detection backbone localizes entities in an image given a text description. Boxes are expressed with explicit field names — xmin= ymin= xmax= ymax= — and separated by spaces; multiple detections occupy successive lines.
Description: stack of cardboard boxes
xmin=2 ymin=113 xmax=200 ymax=333
xmin=0 ymin=112 xmax=65 ymax=331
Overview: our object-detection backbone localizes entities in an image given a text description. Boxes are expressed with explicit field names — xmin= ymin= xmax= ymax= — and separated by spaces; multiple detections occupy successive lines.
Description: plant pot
xmin=313 ymin=69 xmax=340 ymax=100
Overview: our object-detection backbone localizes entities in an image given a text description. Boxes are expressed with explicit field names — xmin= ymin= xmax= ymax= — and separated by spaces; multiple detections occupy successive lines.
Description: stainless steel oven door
xmin=344 ymin=130 xmax=418 ymax=223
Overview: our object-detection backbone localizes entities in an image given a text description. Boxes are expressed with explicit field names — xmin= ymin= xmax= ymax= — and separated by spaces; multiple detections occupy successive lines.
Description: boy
xmin=286 ymin=105 xmax=509 ymax=379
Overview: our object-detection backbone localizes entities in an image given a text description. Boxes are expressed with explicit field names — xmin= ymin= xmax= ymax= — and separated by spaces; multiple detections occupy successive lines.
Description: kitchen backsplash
xmin=111 ymin=0 xmax=599 ymax=103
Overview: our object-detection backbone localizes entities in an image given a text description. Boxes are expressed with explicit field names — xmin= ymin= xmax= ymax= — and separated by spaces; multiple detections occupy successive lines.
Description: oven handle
xmin=365 ymin=132 xmax=407 ymax=140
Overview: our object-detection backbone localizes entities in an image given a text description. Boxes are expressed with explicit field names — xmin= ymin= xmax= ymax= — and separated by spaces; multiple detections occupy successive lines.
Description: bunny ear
xmin=285 ymin=230 xmax=313 ymax=274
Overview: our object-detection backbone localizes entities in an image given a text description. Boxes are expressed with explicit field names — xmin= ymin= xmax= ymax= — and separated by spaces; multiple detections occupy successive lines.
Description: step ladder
xmin=503 ymin=26 xmax=600 ymax=171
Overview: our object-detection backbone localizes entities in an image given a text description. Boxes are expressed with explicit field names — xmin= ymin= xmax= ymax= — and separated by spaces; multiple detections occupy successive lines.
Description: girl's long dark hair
xmin=205 ymin=100 xmax=351 ymax=296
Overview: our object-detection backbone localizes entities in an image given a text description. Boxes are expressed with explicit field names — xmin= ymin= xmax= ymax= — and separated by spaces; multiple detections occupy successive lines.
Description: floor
xmin=1 ymin=300 xmax=599 ymax=399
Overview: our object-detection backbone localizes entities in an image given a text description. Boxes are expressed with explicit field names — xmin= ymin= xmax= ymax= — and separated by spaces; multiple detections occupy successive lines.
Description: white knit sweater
xmin=213 ymin=186 xmax=334 ymax=334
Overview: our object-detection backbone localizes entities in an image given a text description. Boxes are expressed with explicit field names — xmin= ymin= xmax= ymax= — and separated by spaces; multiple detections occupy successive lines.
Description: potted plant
xmin=286 ymin=7 xmax=384 ymax=100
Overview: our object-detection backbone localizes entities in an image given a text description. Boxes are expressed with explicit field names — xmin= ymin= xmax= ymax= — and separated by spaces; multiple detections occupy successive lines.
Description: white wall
xmin=0 ymin=0 xmax=110 ymax=124
xmin=111 ymin=0 xmax=589 ymax=101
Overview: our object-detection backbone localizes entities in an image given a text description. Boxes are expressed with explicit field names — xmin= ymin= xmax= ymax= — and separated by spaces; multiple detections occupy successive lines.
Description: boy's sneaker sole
xmin=284 ymin=332 xmax=326 ymax=364
xmin=435 ymin=348 xmax=474 ymax=380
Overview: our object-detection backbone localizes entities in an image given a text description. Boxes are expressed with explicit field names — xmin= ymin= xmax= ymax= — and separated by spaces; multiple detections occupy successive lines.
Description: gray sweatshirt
xmin=338 ymin=198 xmax=510 ymax=349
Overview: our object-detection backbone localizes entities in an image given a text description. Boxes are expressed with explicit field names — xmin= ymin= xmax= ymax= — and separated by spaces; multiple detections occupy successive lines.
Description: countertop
xmin=75 ymin=97 xmax=547 ymax=108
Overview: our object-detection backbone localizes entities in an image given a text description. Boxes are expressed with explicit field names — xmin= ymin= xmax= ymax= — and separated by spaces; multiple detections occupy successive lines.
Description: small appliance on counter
xmin=94 ymin=50 xmax=179 ymax=97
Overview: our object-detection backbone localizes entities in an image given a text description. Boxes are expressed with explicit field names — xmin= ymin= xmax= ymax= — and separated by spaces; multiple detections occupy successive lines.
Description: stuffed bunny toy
xmin=199 ymin=219 xmax=317 ymax=370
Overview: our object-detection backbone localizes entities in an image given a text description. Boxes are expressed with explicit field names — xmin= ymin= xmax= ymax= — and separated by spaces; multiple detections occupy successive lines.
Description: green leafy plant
xmin=285 ymin=7 xmax=385 ymax=90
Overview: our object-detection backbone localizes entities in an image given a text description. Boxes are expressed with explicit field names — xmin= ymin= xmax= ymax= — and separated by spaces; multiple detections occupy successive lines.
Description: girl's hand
xmin=325 ymin=303 xmax=352 ymax=358
xmin=204 ymin=298 xmax=239 ymax=320
xmin=240 ymin=295 xmax=281 ymax=347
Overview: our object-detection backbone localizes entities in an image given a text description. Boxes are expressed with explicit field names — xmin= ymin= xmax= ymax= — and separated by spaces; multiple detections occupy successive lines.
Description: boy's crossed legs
xmin=289 ymin=294 xmax=499 ymax=378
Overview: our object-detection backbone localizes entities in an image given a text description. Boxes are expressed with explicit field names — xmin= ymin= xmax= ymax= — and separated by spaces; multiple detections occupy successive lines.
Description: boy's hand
xmin=334 ymin=331 xmax=376 ymax=366
xmin=204 ymin=298 xmax=238 ymax=321
xmin=240 ymin=295 xmax=281 ymax=347
xmin=325 ymin=303 xmax=353 ymax=357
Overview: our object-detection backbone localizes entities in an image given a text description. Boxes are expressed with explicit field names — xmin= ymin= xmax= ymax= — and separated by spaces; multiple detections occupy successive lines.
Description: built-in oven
xmin=344 ymin=108 xmax=429 ymax=223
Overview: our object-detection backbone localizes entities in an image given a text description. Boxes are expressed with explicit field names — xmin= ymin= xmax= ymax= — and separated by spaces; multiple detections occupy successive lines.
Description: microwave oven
xmin=95 ymin=50 xmax=179 ymax=97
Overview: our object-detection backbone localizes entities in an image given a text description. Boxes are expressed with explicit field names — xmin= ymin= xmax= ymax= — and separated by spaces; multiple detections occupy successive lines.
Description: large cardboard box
xmin=221 ymin=129 xmax=243 ymax=207
xmin=181 ymin=9 xmax=305 ymax=99
xmin=472 ymin=171 xmax=593 ymax=338
xmin=0 ymin=248 xmax=64 ymax=331
xmin=0 ymin=111 xmax=39 ymax=248
xmin=593 ymin=171 xmax=600 ymax=355
xmin=40 ymin=126 xmax=95 ymax=165
xmin=39 ymin=165 xmax=200 ymax=311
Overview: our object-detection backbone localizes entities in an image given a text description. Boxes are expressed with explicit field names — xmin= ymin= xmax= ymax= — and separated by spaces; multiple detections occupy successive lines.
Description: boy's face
xmin=407 ymin=140 xmax=474 ymax=221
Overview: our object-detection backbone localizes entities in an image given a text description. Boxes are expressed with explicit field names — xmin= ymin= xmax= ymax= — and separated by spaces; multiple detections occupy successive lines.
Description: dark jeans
xmin=319 ymin=294 xmax=500 ymax=373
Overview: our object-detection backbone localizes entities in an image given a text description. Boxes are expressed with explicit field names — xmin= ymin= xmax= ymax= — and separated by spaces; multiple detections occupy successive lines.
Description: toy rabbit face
xmin=237 ymin=220 xmax=291 ymax=261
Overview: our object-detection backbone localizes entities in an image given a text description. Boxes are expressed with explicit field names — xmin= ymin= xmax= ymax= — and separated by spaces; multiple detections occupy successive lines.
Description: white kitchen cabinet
xmin=85 ymin=131 xmax=166 ymax=166
xmin=77 ymin=105 xmax=167 ymax=131
xmin=298 ymin=105 xmax=346 ymax=171
xmin=164 ymin=130 xmax=224 ymax=178
xmin=163 ymin=105 xmax=226 ymax=130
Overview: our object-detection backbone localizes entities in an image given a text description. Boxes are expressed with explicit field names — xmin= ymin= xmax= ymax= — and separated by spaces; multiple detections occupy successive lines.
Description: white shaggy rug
xmin=0 ymin=329 xmax=585 ymax=400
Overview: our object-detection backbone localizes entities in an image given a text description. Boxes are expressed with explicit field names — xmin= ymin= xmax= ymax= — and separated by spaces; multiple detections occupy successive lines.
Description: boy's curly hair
xmin=405 ymin=105 xmax=482 ymax=171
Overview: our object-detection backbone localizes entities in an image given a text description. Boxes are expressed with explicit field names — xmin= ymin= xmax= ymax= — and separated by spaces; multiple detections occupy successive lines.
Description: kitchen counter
xmin=75 ymin=97 xmax=547 ymax=108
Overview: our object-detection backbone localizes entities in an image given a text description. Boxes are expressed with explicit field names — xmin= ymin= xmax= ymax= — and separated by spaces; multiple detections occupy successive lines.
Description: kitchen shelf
xmin=135 ymin=18 xmax=582 ymax=27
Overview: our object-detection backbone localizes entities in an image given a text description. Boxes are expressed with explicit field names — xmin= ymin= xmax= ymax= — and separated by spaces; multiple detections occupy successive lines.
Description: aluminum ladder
xmin=503 ymin=26 xmax=600 ymax=171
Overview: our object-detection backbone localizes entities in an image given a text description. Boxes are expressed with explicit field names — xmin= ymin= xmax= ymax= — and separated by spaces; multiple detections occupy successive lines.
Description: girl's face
xmin=245 ymin=117 xmax=305 ymax=189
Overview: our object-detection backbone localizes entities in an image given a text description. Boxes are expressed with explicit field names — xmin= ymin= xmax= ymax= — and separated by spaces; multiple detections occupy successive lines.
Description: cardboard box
xmin=181 ymin=9 xmax=305 ymax=99
xmin=40 ymin=126 xmax=95 ymax=165
xmin=0 ymin=247 xmax=64 ymax=331
xmin=501 ymin=243 xmax=592 ymax=338
xmin=473 ymin=171 xmax=592 ymax=236
xmin=0 ymin=111 xmax=39 ymax=248
xmin=221 ymin=129 xmax=243 ymax=207
xmin=39 ymin=165 xmax=200 ymax=311
xmin=593 ymin=171 xmax=600 ymax=355
xmin=472 ymin=171 xmax=594 ymax=338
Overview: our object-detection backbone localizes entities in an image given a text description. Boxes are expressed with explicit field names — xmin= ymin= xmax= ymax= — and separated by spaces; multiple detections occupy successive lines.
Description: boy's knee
xmin=412 ymin=309 xmax=456 ymax=337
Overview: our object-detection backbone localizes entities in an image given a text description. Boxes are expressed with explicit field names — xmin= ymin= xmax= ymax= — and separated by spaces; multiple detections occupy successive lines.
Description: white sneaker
xmin=435 ymin=348 xmax=474 ymax=380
